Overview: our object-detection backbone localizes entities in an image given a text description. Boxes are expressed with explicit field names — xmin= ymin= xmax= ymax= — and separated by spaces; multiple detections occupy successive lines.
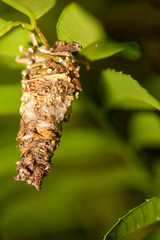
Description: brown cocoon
xmin=14 ymin=41 xmax=81 ymax=190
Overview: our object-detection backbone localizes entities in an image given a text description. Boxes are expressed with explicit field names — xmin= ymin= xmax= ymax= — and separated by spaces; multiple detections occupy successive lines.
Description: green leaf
xmin=0 ymin=27 xmax=30 ymax=56
xmin=104 ymin=195 xmax=160 ymax=240
xmin=117 ymin=42 xmax=141 ymax=60
xmin=101 ymin=69 xmax=160 ymax=110
xmin=0 ymin=1 xmax=28 ymax=23
xmin=0 ymin=84 xmax=21 ymax=114
xmin=80 ymin=39 xmax=124 ymax=61
xmin=57 ymin=3 xmax=141 ymax=61
xmin=1 ymin=0 xmax=56 ymax=20
xmin=56 ymin=2 xmax=106 ymax=49
xmin=0 ymin=18 xmax=11 ymax=31
xmin=129 ymin=113 xmax=160 ymax=148
xmin=0 ymin=2 xmax=31 ymax=39
xmin=80 ymin=39 xmax=141 ymax=61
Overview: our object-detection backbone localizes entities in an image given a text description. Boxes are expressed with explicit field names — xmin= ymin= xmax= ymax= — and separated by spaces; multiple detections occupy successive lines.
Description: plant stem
xmin=35 ymin=25 xmax=49 ymax=48
xmin=0 ymin=21 xmax=34 ymax=37
xmin=0 ymin=20 xmax=49 ymax=48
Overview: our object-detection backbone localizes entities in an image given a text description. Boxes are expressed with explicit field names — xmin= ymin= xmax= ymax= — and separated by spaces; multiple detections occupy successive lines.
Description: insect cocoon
xmin=15 ymin=40 xmax=81 ymax=190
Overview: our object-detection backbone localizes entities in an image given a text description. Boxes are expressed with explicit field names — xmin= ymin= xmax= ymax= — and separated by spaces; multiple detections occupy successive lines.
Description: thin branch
xmin=0 ymin=22 xmax=34 ymax=37
xmin=35 ymin=25 xmax=49 ymax=48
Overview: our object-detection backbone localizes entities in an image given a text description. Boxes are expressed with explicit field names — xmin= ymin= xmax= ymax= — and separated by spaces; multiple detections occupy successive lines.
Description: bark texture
xmin=14 ymin=41 xmax=81 ymax=190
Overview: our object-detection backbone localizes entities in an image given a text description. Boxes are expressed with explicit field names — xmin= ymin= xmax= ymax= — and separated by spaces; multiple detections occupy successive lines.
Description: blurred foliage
xmin=1 ymin=0 xmax=160 ymax=240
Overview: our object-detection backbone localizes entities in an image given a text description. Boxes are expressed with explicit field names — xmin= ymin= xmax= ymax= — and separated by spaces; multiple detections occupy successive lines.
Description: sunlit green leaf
xmin=0 ymin=27 xmax=30 ymax=56
xmin=101 ymin=69 xmax=160 ymax=110
xmin=0 ymin=1 xmax=28 ymax=22
xmin=0 ymin=18 xmax=11 ymax=31
xmin=57 ymin=2 xmax=106 ymax=49
xmin=129 ymin=113 xmax=160 ymax=148
xmin=1 ymin=0 xmax=56 ymax=20
xmin=0 ymin=2 xmax=31 ymax=41
xmin=104 ymin=195 xmax=160 ymax=240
